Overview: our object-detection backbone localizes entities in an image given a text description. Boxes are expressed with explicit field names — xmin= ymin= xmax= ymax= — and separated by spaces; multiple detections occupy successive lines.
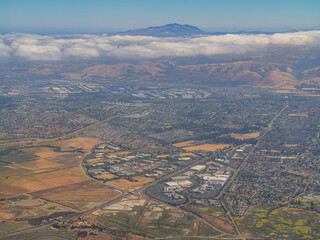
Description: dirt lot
xmin=0 ymin=197 xmax=73 ymax=221
xmin=203 ymin=215 xmax=236 ymax=234
xmin=58 ymin=137 xmax=102 ymax=152
xmin=288 ymin=112 xmax=308 ymax=117
xmin=95 ymin=173 xmax=117 ymax=180
xmin=182 ymin=144 xmax=231 ymax=152
xmin=86 ymin=158 xmax=106 ymax=164
xmin=34 ymin=148 xmax=69 ymax=158
xmin=227 ymin=132 xmax=261 ymax=140
xmin=173 ymin=140 xmax=195 ymax=148
xmin=107 ymin=177 xmax=154 ymax=189
xmin=32 ymin=180 xmax=120 ymax=210
xmin=6 ymin=167 xmax=88 ymax=194
xmin=156 ymin=154 xmax=169 ymax=158
xmin=18 ymin=152 xmax=82 ymax=171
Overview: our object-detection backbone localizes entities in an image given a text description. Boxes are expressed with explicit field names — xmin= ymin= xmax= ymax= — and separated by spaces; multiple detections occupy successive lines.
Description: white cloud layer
xmin=0 ymin=31 xmax=319 ymax=61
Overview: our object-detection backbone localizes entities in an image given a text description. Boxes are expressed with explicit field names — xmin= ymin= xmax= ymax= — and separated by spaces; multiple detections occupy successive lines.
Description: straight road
xmin=2 ymin=105 xmax=289 ymax=239
xmin=217 ymin=104 xmax=288 ymax=199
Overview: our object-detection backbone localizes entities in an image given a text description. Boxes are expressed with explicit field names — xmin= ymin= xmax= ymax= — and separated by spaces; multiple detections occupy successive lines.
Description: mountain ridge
xmin=117 ymin=23 xmax=205 ymax=37
xmin=28 ymin=60 xmax=320 ymax=88
xmin=115 ymin=23 xmax=319 ymax=37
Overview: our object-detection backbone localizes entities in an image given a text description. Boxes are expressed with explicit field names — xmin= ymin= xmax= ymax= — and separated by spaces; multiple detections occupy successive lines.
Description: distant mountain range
xmin=115 ymin=23 xmax=317 ymax=37
xmin=117 ymin=23 xmax=205 ymax=37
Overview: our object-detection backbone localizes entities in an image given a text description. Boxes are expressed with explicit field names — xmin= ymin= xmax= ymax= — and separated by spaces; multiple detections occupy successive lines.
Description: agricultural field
xmin=235 ymin=206 xmax=320 ymax=239
xmin=0 ymin=137 xmax=100 ymax=197
xmin=0 ymin=137 xmax=121 ymax=231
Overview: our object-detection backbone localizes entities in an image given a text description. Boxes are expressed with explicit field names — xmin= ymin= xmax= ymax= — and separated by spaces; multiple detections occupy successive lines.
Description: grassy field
xmin=235 ymin=206 xmax=320 ymax=239
xmin=184 ymin=205 xmax=236 ymax=235
xmin=0 ymin=222 xmax=30 ymax=233
xmin=197 ymin=221 xmax=220 ymax=236
xmin=2 ymin=230 xmax=75 ymax=240
xmin=298 ymin=93 xmax=320 ymax=97
xmin=92 ymin=196 xmax=221 ymax=239
xmin=184 ymin=205 xmax=225 ymax=218
xmin=98 ymin=209 xmax=194 ymax=238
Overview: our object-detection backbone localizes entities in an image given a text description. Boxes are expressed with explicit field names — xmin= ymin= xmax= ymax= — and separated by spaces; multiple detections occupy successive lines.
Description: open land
xmin=182 ymin=144 xmax=231 ymax=152
xmin=226 ymin=132 xmax=261 ymax=140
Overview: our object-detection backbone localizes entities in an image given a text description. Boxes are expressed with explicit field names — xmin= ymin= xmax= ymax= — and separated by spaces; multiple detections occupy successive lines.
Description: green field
xmin=98 ymin=208 xmax=196 ymax=238
xmin=1 ymin=231 xmax=75 ymax=240
xmin=235 ymin=206 xmax=320 ymax=239
xmin=197 ymin=221 xmax=219 ymax=236
xmin=184 ymin=205 xmax=226 ymax=218
xmin=0 ymin=222 xmax=30 ymax=233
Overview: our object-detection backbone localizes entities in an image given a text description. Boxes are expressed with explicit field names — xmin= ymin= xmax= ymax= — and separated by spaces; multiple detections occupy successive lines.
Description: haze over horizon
xmin=1 ymin=0 xmax=320 ymax=63
xmin=1 ymin=0 xmax=320 ymax=34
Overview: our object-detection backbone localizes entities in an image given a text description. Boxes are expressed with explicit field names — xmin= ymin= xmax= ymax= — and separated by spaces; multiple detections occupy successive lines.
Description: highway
xmin=1 ymin=105 xmax=291 ymax=239
xmin=2 ymin=150 xmax=232 ymax=238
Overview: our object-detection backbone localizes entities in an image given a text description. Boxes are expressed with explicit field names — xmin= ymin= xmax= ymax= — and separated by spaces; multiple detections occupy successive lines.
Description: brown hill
xmin=174 ymin=61 xmax=295 ymax=86
xmin=302 ymin=66 xmax=320 ymax=83
xmin=259 ymin=69 xmax=299 ymax=87
xmin=61 ymin=63 xmax=166 ymax=79
xmin=27 ymin=60 xmax=320 ymax=88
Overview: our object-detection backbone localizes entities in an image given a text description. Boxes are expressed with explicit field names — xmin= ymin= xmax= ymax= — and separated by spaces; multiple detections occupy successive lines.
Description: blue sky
xmin=0 ymin=0 xmax=320 ymax=33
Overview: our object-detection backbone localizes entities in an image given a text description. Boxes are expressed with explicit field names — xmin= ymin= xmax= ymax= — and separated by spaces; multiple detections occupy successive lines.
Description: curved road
xmin=1 ymin=104 xmax=289 ymax=239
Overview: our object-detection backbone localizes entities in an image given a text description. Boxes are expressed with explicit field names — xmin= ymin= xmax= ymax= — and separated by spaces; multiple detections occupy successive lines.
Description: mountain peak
xmin=118 ymin=23 xmax=205 ymax=37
